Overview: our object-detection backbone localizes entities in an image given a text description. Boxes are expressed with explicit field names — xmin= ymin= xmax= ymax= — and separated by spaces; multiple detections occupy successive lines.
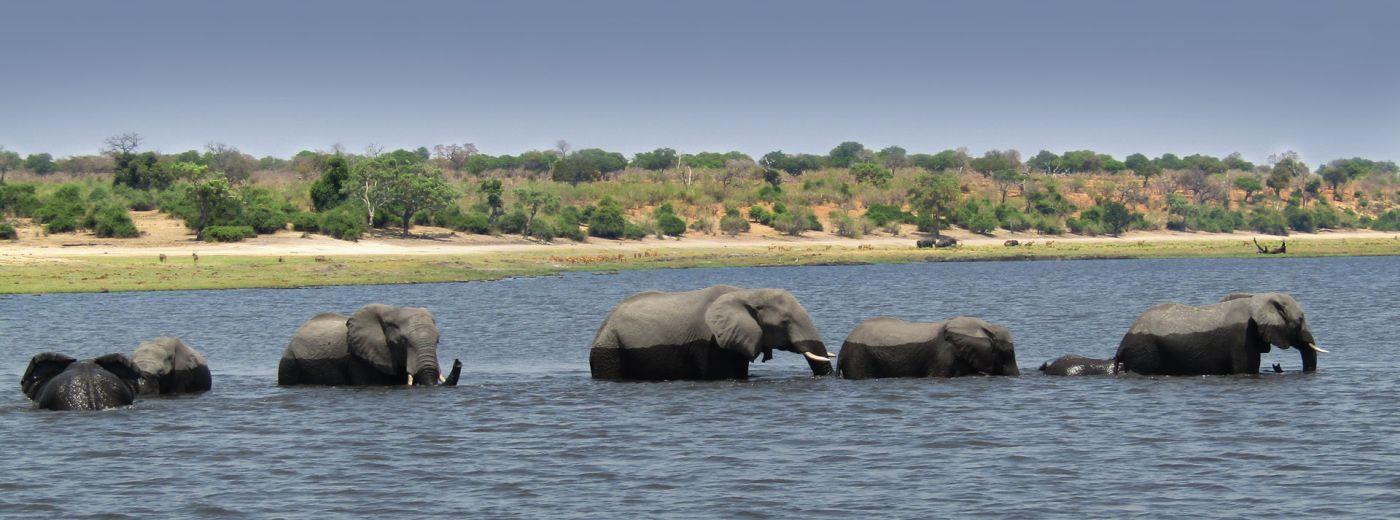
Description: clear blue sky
xmin=2 ymin=0 xmax=1396 ymax=164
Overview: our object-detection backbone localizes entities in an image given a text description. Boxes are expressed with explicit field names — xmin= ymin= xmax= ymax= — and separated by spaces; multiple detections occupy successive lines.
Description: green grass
xmin=3 ymin=236 xmax=1396 ymax=294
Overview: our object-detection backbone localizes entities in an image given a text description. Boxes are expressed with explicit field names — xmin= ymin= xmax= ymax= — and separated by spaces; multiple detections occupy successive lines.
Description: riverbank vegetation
xmin=1 ymin=137 xmax=1397 ymax=246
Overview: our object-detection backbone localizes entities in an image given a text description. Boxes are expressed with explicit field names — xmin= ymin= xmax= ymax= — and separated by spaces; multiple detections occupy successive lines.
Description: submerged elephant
xmin=1113 ymin=292 xmax=1325 ymax=375
xmin=589 ymin=285 xmax=833 ymax=380
xmin=21 ymin=353 xmax=142 ymax=411
xmin=278 ymin=304 xmax=462 ymax=386
xmin=132 ymin=337 xmax=212 ymax=395
xmin=1038 ymin=354 xmax=1115 ymax=376
xmin=837 ymin=316 xmax=1019 ymax=379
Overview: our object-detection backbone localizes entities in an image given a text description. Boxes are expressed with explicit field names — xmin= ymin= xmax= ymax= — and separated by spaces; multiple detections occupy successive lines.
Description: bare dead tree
xmin=555 ymin=140 xmax=571 ymax=157
xmin=103 ymin=132 xmax=143 ymax=156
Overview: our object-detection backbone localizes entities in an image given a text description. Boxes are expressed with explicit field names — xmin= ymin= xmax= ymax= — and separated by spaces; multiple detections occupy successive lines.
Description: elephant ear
xmin=93 ymin=353 xmax=143 ymax=396
xmin=1249 ymin=293 xmax=1297 ymax=348
xmin=705 ymin=291 xmax=763 ymax=361
xmin=22 ymin=352 xmax=76 ymax=400
xmin=347 ymin=304 xmax=399 ymax=375
xmin=943 ymin=317 xmax=1000 ymax=375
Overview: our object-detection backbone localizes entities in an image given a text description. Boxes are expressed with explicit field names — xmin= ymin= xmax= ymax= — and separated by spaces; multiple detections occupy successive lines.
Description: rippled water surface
xmin=2 ymin=256 xmax=1399 ymax=518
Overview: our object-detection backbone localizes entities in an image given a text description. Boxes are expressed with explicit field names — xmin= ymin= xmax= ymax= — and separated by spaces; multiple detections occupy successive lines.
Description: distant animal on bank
xmin=191 ymin=252 xmax=199 ymax=264
xmin=918 ymin=236 xmax=958 ymax=248
xmin=1114 ymin=292 xmax=1324 ymax=375
xmin=131 ymin=337 xmax=212 ymax=395
xmin=21 ymin=353 xmax=142 ymax=411
xmin=1038 ymin=354 xmax=1116 ymax=376
xmin=158 ymin=253 xmax=167 ymax=263
xmin=589 ymin=285 xmax=833 ymax=380
xmin=1004 ymin=240 xmax=1019 ymax=247
xmin=916 ymin=238 xmax=934 ymax=248
xmin=837 ymin=316 xmax=1019 ymax=379
xmin=279 ymin=304 xmax=461 ymax=386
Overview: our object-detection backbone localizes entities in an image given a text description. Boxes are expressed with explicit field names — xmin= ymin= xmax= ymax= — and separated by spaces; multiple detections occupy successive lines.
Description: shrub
xmin=528 ymin=219 xmax=555 ymax=242
xmin=965 ymin=205 xmax=999 ymax=235
xmin=0 ymin=183 xmax=41 ymax=217
xmin=0 ymin=221 xmax=16 ymax=240
xmin=1311 ymin=204 xmax=1342 ymax=230
xmin=89 ymin=205 xmax=140 ymax=238
xmin=497 ymin=208 xmax=528 ymax=235
xmin=622 ymin=222 xmax=649 ymax=240
xmin=863 ymin=204 xmax=907 ymax=227
xmin=748 ymin=205 xmax=773 ymax=225
xmin=720 ymin=213 xmax=750 ymax=236
xmin=557 ymin=221 xmax=587 ymax=241
xmin=34 ymin=185 xmax=86 ymax=225
xmin=588 ymin=198 xmax=627 ymax=239
xmin=689 ymin=216 xmax=714 ymax=235
xmin=1066 ymin=217 xmax=1105 ymax=236
xmin=653 ymin=203 xmax=687 ymax=237
xmin=243 ymin=201 xmax=288 ymax=234
xmin=996 ymin=206 xmax=1032 ymax=232
xmin=44 ymin=215 xmax=78 ymax=233
xmin=1033 ymin=216 xmax=1064 ymax=235
xmin=772 ymin=207 xmax=819 ymax=236
xmin=1249 ymin=208 xmax=1289 ymax=236
xmin=289 ymin=211 xmax=321 ymax=232
xmin=320 ymin=206 xmax=366 ymax=241
xmin=882 ymin=221 xmax=902 ymax=235
xmin=202 ymin=225 xmax=256 ymax=242
xmin=1368 ymin=209 xmax=1400 ymax=231
xmin=456 ymin=211 xmax=492 ymax=234
xmin=115 ymin=185 xmax=158 ymax=211
xmin=829 ymin=210 xmax=873 ymax=238
xmin=1285 ymin=205 xmax=1316 ymax=233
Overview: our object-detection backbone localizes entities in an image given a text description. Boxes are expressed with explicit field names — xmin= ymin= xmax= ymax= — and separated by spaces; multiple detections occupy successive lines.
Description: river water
xmin=1 ymin=256 xmax=1397 ymax=518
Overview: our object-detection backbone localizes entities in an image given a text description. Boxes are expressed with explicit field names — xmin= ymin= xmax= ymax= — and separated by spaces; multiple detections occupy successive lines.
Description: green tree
xmin=851 ymin=162 xmax=893 ymax=186
xmin=479 ymin=179 xmax=504 ymax=223
xmin=1233 ymin=174 xmax=1262 ymax=203
xmin=991 ymin=169 xmax=1027 ymax=204
xmin=0 ymin=147 xmax=21 ymax=183
xmin=632 ymin=148 xmax=678 ymax=170
xmin=310 ymin=156 xmax=350 ymax=211
xmin=190 ymin=174 xmax=237 ymax=241
xmin=1125 ymin=153 xmax=1161 ymax=187
xmin=25 ymin=153 xmax=56 ymax=175
xmin=1101 ymin=201 xmax=1132 ymax=236
xmin=907 ymin=171 xmax=961 ymax=238
xmin=1027 ymin=150 xmax=1062 ymax=174
xmin=387 ymin=165 xmax=455 ymax=236
xmin=827 ymin=141 xmax=867 ymax=168
xmin=588 ymin=197 xmax=627 ymax=238
xmin=1268 ymin=157 xmax=1307 ymax=197
xmin=514 ymin=187 xmax=560 ymax=237
xmin=877 ymin=146 xmax=908 ymax=169
xmin=1154 ymin=153 xmax=1185 ymax=170
xmin=1223 ymin=152 xmax=1255 ymax=171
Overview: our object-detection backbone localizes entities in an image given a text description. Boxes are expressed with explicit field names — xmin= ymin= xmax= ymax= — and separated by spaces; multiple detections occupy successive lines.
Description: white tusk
xmin=803 ymin=352 xmax=830 ymax=363
xmin=438 ymin=373 xmax=447 ymax=384
xmin=1309 ymin=343 xmax=1329 ymax=354
xmin=406 ymin=374 xmax=414 ymax=386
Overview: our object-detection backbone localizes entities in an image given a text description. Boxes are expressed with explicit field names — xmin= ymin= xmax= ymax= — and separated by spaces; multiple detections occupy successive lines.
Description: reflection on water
xmin=1 ymin=257 xmax=1397 ymax=517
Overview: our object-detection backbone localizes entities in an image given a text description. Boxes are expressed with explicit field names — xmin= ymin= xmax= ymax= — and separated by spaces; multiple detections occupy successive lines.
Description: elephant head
xmin=942 ymin=316 xmax=1019 ymax=376
xmin=704 ymin=289 xmax=833 ymax=375
xmin=347 ymin=304 xmax=457 ymax=386
xmin=1231 ymin=292 xmax=1325 ymax=372
xmin=22 ymin=352 xmax=142 ymax=408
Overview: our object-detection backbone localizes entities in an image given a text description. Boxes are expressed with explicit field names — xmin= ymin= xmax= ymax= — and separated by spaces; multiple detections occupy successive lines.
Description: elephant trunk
xmin=404 ymin=322 xmax=442 ymax=386
xmin=999 ymin=358 xmax=1021 ymax=376
xmin=1296 ymin=326 xmax=1324 ymax=373
xmin=792 ymin=340 xmax=833 ymax=376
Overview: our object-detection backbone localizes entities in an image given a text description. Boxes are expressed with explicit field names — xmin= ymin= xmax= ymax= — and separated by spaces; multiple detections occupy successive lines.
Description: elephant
xmin=1038 ymin=354 xmax=1115 ymax=376
xmin=589 ymin=285 xmax=833 ymax=380
xmin=278 ymin=304 xmax=462 ymax=386
xmin=836 ymin=316 xmax=1019 ymax=379
xmin=131 ymin=337 xmax=212 ymax=395
xmin=21 ymin=353 xmax=142 ymax=411
xmin=1113 ymin=292 xmax=1326 ymax=375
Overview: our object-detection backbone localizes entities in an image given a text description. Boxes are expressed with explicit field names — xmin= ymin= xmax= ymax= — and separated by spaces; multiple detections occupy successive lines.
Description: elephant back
xmin=598 ymin=286 xmax=741 ymax=350
xmin=843 ymin=317 xmax=943 ymax=349
xmin=285 ymin=312 xmax=352 ymax=360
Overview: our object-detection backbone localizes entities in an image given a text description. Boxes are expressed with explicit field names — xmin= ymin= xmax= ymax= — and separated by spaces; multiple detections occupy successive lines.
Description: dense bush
xmin=114 ymin=185 xmax=158 ymax=211
xmin=653 ymin=203 xmax=686 ymax=237
xmin=1285 ymin=204 xmax=1316 ymax=233
xmin=34 ymin=185 xmax=86 ymax=226
xmin=588 ymin=197 xmax=627 ymax=239
xmin=497 ymin=208 xmax=528 ymax=235
xmin=829 ymin=210 xmax=872 ymax=238
xmin=88 ymin=204 xmax=140 ymax=238
xmin=748 ymin=205 xmax=774 ymax=226
xmin=1368 ymin=209 xmax=1400 ymax=231
xmin=527 ymin=218 xmax=555 ymax=242
xmin=0 ymin=221 xmax=16 ymax=240
xmin=772 ymin=207 xmax=820 ymax=236
xmin=203 ymin=225 xmax=256 ymax=242
xmin=720 ymin=208 xmax=750 ymax=236
xmin=1066 ymin=216 xmax=1105 ymax=236
xmin=1249 ymin=208 xmax=1289 ymax=236
xmin=310 ymin=156 xmax=350 ymax=211
xmin=996 ymin=205 xmax=1032 ymax=232
xmin=1032 ymin=215 xmax=1064 ymax=235
xmin=242 ymin=196 xmax=289 ymax=234
xmin=0 ymin=183 xmax=41 ymax=217
xmin=319 ymin=205 xmax=366 ymax=241
xmin=622 ymin=222 xmax=649 ymax=240
xmin=289 ymin=211 xmax=321 ymax=232
xmin=863 ymin=204 xmax=908 ymax=227
xmin=689 ymin=216 xmax=715 ymax=235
